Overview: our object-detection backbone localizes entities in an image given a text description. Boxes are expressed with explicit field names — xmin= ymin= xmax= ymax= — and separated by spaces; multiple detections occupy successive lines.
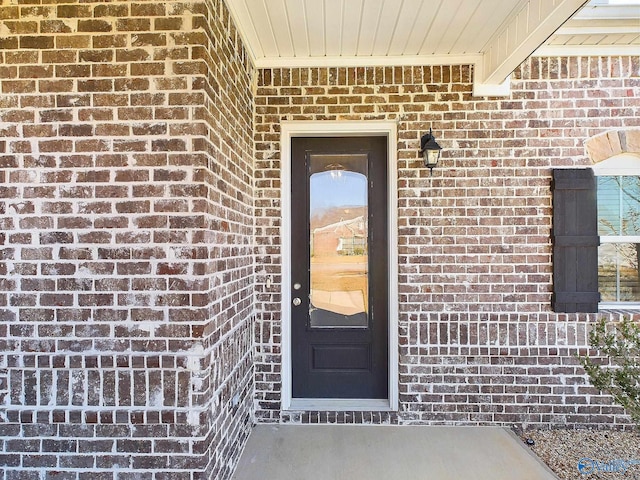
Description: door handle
xmin=292 ymin=297 xmax=301 ymax=306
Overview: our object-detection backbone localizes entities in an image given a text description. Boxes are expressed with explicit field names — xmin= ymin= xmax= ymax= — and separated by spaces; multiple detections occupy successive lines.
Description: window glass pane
xmin=309 ymin=154 xmax=369 ymax=328
xmin=621 ymin=176 xmax=640 ymax=236
xmin=599 ymin=243 xmax=640 ymax=302
xmin=597 ymin=176 xmax=621 ymax=235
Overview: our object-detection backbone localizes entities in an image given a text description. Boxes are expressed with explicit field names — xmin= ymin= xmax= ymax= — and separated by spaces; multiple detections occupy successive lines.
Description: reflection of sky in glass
xmin=598 ymin=176 xmax=640 ymax=236
xmin=310 ymin=171 xmax=367 ymax=214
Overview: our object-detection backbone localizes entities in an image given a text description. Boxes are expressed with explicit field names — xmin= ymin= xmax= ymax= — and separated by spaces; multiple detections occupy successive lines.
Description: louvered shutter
xmin=552 ymin=169 xmax=600 ymax=313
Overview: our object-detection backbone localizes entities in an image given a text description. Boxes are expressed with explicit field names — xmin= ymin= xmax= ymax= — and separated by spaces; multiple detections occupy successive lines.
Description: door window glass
xmin=309 ymin=154 xmax=369 ymax=328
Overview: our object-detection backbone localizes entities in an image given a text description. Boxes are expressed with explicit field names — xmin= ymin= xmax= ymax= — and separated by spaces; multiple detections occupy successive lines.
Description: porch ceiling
xmin=539 ymin=0 xmax=640 ymax=55
xmin=225 ymin=0 xmax=640 ymax=96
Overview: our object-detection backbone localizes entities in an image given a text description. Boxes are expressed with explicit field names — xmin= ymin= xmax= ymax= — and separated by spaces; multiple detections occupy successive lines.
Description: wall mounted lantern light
xmin=419 ymin=128 xmax=442 ymax=175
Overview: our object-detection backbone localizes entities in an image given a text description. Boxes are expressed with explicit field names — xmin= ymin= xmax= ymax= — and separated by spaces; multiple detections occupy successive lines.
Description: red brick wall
xmin=1 ymin=1 xmax=639 ymax=475
xmin=0 ymin=1 xmax=254 ymax=478
xmin=254 ymin=57 xmax=640 ymax=426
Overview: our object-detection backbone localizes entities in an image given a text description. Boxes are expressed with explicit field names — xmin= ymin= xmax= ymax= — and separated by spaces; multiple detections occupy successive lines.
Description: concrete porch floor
xmin=232 ymin=424 xmax=558 ymax=480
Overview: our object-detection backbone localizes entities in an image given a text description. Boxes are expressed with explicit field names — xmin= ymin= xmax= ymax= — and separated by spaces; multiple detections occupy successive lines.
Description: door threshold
xmin=288 ymin=398 xmax=392 ymax=411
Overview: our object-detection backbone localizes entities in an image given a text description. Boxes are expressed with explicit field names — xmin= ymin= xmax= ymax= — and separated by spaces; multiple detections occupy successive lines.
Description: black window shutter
xmin=552 ymin=168 xmax=600 ymax=313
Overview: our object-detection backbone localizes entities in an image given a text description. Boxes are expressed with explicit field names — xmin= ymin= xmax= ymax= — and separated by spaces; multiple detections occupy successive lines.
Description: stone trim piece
xmin=586 ymin=128 xmax=640 ymax=163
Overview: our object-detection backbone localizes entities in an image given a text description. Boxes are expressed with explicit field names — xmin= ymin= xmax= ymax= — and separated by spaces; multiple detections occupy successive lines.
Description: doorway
xmin=280 ymin=122 xmax=398 ymax=411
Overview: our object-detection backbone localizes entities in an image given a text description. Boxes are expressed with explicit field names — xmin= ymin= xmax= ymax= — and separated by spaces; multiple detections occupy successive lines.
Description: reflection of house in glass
xmin=598 ymin=243 xmax=640 ymax=302
xmin=312 ymin=215 xmax=368 ymax=257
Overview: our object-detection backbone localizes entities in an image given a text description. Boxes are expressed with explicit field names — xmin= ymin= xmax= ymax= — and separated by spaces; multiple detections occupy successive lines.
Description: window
xmin=552 ymin=155 xmax=640 ymax=313
xmin=594 ymin=155 xmax=640 ymax=306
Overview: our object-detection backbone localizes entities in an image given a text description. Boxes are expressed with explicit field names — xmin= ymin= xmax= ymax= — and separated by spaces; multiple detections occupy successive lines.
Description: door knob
xmin=292 ymin=297 xmax=301 ymax=306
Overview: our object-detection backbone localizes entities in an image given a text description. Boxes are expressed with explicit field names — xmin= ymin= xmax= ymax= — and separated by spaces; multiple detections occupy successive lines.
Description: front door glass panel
xmin=309 ymin=154 xmax=369 ymax=328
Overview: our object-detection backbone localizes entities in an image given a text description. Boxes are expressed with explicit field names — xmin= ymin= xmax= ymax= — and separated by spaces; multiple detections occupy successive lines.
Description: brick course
xmin=1 ymin=1 xmax=253 ymax=478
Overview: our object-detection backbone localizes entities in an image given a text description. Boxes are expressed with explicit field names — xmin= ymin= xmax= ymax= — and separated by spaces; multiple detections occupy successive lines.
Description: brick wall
xmin=254 ymin=57 xmax=640 ymax=427
xmin=0 ymin=1 xmax=254 ymax=478
xmin=1 ymin=0 xmax=639 ymax=476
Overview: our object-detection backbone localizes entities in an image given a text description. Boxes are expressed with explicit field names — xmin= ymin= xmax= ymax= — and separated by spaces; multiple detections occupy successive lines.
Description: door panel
xmin=312 ymin=344 xmax=370 ymax=371
xmin=291 ymin=136 xmax=388 ymax=399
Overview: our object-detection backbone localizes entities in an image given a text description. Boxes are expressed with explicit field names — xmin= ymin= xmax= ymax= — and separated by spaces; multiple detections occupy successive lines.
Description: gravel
xmin=518 ymin=428 xmax=640 ymax=479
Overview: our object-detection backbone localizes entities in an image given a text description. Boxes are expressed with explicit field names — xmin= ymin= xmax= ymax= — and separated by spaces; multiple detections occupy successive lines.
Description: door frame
xmin=280 ymin=121 xmax=399 ymax=412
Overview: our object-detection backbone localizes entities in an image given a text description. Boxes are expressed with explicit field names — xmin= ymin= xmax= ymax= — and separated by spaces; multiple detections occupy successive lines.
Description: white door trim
xmin=280 ymin=120 xmax=399 ymax=412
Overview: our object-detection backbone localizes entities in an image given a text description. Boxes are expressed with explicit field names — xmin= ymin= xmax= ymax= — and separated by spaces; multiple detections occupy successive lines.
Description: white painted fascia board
xmin=533 ymin=44 xmax=640 ymax=55
xmin=558 ymin=24 xmax=640 ymax=34
xmin=480 ymin=0 xmax=590 ymax=87
xmin=559 ymin=26 xmax=640 ymax=35
xmin=472 ymin=62 xmax=512 ymax=98
xmin=253 ymin=53 xmax=483 ymax=69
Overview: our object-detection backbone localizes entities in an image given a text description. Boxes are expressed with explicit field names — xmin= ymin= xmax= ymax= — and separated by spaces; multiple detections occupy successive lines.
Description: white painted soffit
xmin=225 ymin=0 xmax=598 ymax=96
xmin=537 ymin=1 xmax=640 ymax=56
xmin=477 ymin=0 xmax=590 ymax=94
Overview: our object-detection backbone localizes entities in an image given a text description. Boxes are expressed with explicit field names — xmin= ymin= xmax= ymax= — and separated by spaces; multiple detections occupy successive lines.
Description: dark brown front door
xmin=291 ymin=136 xmax=388 ymax=399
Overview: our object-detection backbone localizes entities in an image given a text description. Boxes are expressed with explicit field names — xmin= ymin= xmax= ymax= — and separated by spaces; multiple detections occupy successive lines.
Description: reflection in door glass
xmin=309 ymin=154 xmax=369 ymax=328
